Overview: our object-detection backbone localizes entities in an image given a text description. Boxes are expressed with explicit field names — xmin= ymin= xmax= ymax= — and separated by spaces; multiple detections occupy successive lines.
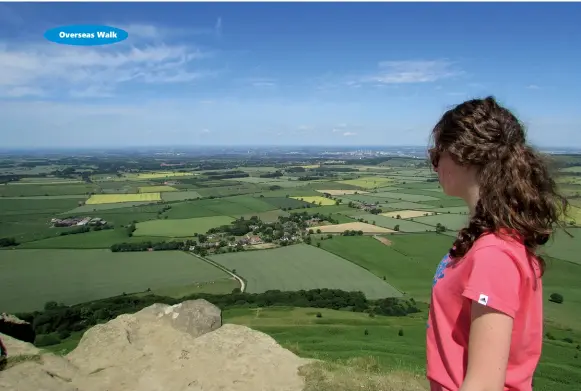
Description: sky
xmin=0 ymin=2 xmax=580 ymax=149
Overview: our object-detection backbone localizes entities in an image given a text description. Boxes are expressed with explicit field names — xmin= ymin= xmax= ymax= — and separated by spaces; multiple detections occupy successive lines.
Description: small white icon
xmin=478 ymin=294 xmax=489 ymax=306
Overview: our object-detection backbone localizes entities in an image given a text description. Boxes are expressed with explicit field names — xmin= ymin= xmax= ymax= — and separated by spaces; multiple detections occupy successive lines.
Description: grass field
xmin=134 ymin=216 xmax=235 ymax=237
xmin=209 ymin=244 xmax=401 ymax=299
xmin=18 ymin=229 xmax=170 ymax=249
xmin=138 ymin=185 xmax=178 ymax=193
xmin=372 ymin=191 xmax=440 ymax=202
xmin=412 ymin=213 xmax=470 ymax=231
xmin=224 ymin=305 xmax=581 ymax=391
xmin=314 ymin=235 xmax=448 ymax=301
xmin=65 ymin=201 xmax=156 ymax=214
xmin=161 ymin=190 xmax=203 ymax=202
xmin=542 ymin=228 xmax=581 ymax=265
xmin=0 ymin=249 xmax=231 ymax=313
xmin=290 ymin=196 xmax=337 ymax=206
xmin=352 ymin=214 xmax=434 ymax=232
xmin=0 ymin=183 xmax=98 ymax=197
xmin=338 ymin=177 xmax=394 ymax=189
xmin=85 ymin=193 xmax=162 ymax=205
xmin=134 ymin=171 xmax=197 ymax=179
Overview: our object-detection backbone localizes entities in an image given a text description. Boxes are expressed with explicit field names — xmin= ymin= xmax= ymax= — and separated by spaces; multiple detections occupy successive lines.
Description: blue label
xmin=44 ymin=25 xmax=128 ymax=46
xmin=432 ymin=254 xmax=450 ymax=287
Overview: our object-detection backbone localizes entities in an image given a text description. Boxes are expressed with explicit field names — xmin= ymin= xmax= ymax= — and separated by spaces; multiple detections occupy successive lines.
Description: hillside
xmin=0 ymin=299 xmax=427 ymax=391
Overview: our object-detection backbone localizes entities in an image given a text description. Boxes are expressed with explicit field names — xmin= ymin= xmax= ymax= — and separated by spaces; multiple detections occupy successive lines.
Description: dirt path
xmin=373 ymin=235 xmax=392 ymax=246
xmin=188 ymin=252 xmax=246 ymax=293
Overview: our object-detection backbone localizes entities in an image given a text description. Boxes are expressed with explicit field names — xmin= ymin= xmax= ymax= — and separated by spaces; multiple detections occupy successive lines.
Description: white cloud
xmin=116 ymin=22 xmax=220 ymax=40
xmin=240 ymin=77 xmax=277 ymax=88
xmin=343 ymin=132 xmax=357 ymax=137
xmin=0 ymin=26 xmax=215 ymax=98
xmin=298 ymin=125 xmax=314 ymax=130
xmin=215 ymin=17 xmax=223 ymax=37
xmin=527 ymin=84 xmax=540 ymax=90
xmin=361 ymin=60 xmax=460 ymax=85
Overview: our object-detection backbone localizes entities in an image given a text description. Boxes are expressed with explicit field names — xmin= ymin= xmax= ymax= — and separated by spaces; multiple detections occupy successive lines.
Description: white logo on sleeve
xmin=478 ymin=294 xmax=489 ymax=306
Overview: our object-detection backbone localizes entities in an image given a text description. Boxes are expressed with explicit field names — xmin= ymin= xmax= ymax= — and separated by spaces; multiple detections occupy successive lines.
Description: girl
xmin=426 ymin=96 xmax=569 ymax=391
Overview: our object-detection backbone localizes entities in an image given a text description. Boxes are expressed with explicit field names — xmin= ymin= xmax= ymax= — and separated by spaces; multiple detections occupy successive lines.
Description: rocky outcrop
xmin=0 ymin=313 xmax=35 ymax=344
xmin=0 ymin=299 xmax=311 ymax=391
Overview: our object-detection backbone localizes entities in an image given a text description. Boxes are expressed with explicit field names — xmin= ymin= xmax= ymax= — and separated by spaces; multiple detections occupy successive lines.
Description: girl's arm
xmin=459 ymin=301 xmax=513 ymax=391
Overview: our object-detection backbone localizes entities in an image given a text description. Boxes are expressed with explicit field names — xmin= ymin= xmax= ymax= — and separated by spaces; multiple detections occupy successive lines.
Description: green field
xmin=315 ymin=235 xmax=450 ymax=301
xmin=138 ymin=185 xmax=178 ymax=193
xmin=209 ymin=244 xmax=402 ymax=299
xmin=63 ymin=201 xmax=157 ymax=214
xmin=17 ymin=228 xmax=170 ymax=249
xmin=134 ymin=216 xmax=235 ymax=237
xmin=352 ymin=214 xmax=434 ymax=232
xmin=0 ymin=250 xmax=232 ymax=312
xmin=543 ymin=228 xmax=581 ymax=265
xmin=161 ymin=190 xmax=203 ymax=202
xmin=412 ymin=213 xmax=470 ymax=231
xmin=372 ymin=191 xmax=440 ymax=202
xmin=3 ymin=156 xmax=581 ymax=391
xmin=225 ymin=305 xmax=581 ymax=391
xmin=0 ymin=183 xmax=98 ymax=197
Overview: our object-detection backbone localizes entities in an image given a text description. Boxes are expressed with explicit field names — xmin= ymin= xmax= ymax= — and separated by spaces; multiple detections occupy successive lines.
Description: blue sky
xmin=0 ymin=2 xmax=580 ymax=148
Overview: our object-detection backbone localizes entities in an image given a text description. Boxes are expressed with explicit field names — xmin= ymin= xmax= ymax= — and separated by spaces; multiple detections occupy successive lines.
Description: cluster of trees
xmin=207 ymin=216 xmax=260 ymax=237
xmin=57 ymin=224 xmax=113 ymax=236
xmin=110 ymin=240 xmax=193 ymax=252
xmin=259 ymin=170 xmax=283 ymax=178
xmin=126 ymin=222 xmax=137 ymax=237
xmin=204 ymin=170 xmax=250 ymax=180
xmin=15 ymin=289 xmax=420 ymax=347
xmin=0 ymin=237 xmax=18 ymax=247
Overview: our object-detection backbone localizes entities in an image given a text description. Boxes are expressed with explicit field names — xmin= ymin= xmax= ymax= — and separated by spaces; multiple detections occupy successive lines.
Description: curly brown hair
xmin=430 ymin=96 xmax=570 ymax=276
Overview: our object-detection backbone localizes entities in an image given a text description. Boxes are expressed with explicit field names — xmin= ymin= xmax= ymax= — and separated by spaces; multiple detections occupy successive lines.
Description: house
xmin=248 ymin=235 xmax=262 ymax=245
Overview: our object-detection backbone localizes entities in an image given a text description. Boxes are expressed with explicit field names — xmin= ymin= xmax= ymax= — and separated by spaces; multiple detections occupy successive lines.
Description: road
xmin=188 ymin=252 xmax=246 ymax=293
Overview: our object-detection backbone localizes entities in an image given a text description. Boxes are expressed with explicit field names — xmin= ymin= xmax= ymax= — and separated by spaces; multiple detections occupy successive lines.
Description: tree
xmin=394 ymin=225 xmax=400 ymax=232
xmin=549 ymin=293 xmax=564 ymax=304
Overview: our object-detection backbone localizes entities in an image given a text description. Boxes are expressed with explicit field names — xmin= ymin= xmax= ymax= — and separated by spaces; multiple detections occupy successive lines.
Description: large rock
xmin=0 ymin=299 xmax=311 ymax=391
xmin=0 ymin=314 xmax=35 ymax=344
xmin=0 ymin=333 xmax=40 ymax=357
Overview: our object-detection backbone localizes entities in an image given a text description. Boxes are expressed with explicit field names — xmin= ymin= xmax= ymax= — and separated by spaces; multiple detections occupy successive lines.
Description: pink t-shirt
xmin=426 ymin=232 xmax=543 ymax=391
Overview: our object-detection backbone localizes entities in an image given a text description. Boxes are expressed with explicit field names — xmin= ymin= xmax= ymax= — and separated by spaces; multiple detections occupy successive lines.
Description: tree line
xmin=13 ymin=289 xmax=420 ymax=347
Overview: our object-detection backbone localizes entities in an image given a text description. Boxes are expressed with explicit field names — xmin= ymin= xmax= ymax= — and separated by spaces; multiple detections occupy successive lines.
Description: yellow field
xmin=291 ymin=196 xmax=337 ymax=206
xmin=301 ymin=165 xmax=320 ymax=169
xmin=86 ymin=193 xmax=162 ymax=205
xmin=316 ymin=189 xmax=369 ymax=195
xmin=135 ymin=172 xmax=196 ymax=180
xmin=138 ymin=186 xmax=178 ymax=193
xmin=338 ymin=176 xmax=394 ymax=189
xmin=310 ymin=222 xmax=395 ymax=233
xmin=382 ymin=210 xmax=436 ymax=219
xmin=564 ymin=206 xmax=581 ymax=224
